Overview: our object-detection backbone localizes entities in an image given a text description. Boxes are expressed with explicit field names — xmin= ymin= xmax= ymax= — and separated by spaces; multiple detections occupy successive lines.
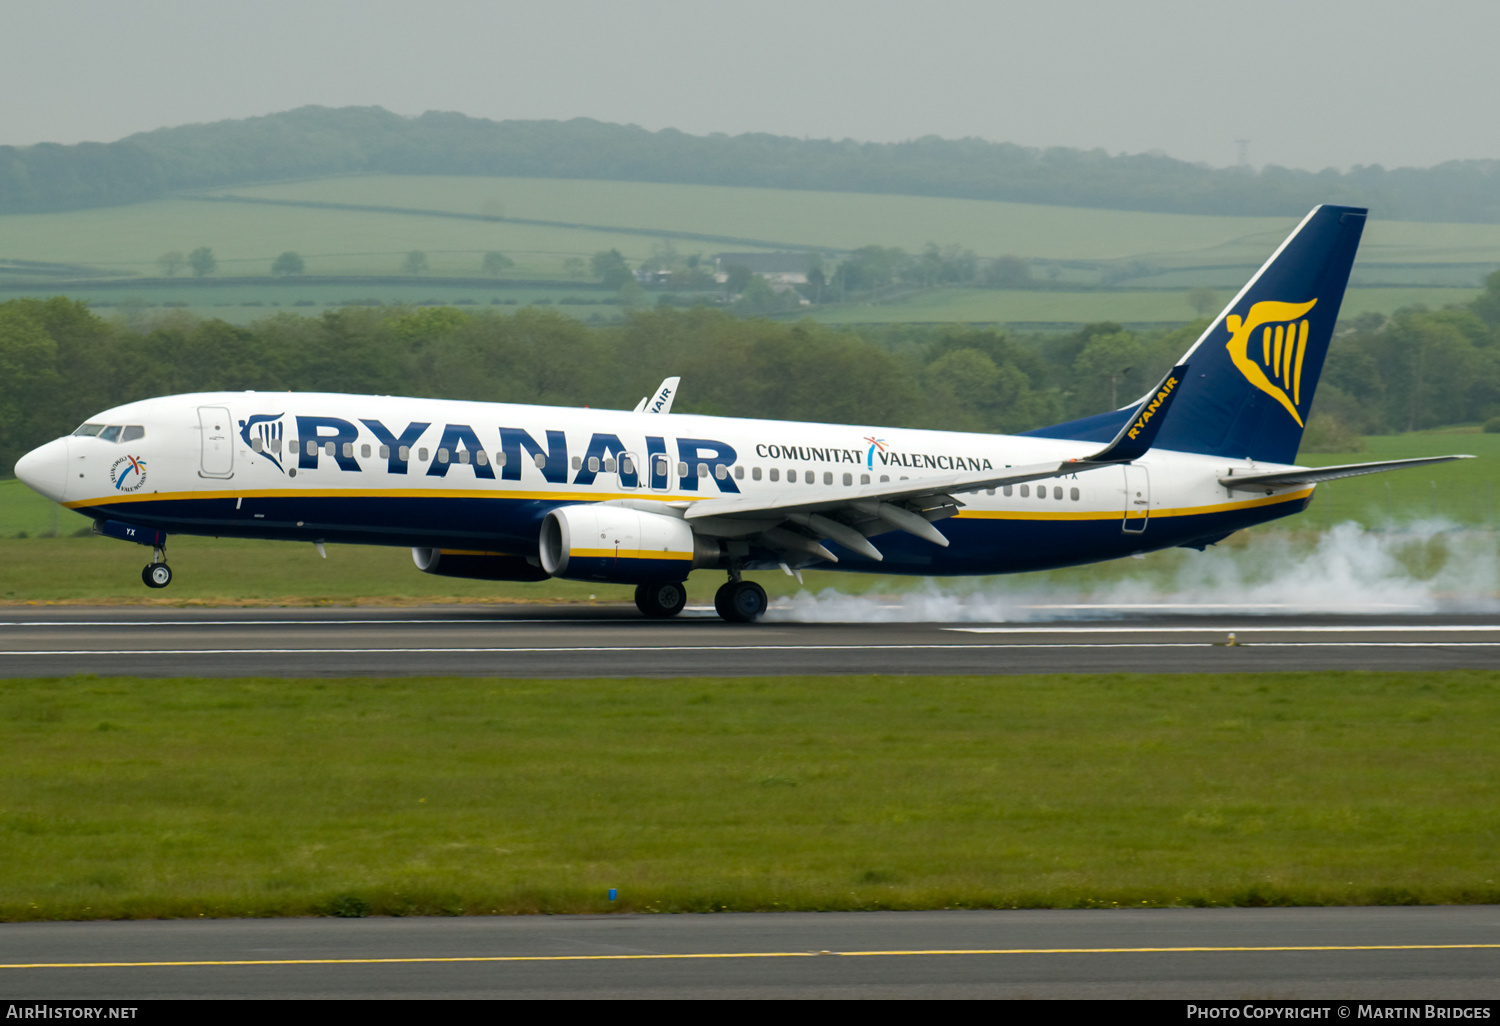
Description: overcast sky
xmin=2 ymin=0 xmax=1496 ymax=172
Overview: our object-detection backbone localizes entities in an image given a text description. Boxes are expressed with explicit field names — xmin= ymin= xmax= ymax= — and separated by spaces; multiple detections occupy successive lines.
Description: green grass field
xmin=2 ymin=670 xmax=1497 ymax=920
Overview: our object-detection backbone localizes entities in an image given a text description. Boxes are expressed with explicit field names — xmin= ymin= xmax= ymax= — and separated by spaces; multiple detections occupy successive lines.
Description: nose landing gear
xmin=142 ymin=547 xmax=172 ymax=589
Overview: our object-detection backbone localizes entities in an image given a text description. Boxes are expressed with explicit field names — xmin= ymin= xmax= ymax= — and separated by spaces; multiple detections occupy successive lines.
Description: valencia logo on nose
xmin=1224 ymin=299 xmax=1319 ymax=426
xmin=109 ymin=455 xmax=148 ymax=492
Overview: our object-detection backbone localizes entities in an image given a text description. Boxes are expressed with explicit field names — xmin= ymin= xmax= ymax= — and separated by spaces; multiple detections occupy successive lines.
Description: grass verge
xmin=2 ymin=671 xmax=1498 ymax=920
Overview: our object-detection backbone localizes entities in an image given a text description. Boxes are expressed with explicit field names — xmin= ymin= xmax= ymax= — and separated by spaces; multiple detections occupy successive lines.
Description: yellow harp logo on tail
xmin=1224 ymin=299 xmax=1318 ymax=427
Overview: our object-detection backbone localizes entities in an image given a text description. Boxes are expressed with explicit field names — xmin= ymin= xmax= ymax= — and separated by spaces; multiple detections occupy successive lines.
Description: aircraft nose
xmin=14 ymin=437 xmax=70 ymax=503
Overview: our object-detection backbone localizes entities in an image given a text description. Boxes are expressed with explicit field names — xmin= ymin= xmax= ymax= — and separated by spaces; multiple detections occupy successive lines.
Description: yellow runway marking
xmin=7 ymin=943 xmax=1499 ymax=969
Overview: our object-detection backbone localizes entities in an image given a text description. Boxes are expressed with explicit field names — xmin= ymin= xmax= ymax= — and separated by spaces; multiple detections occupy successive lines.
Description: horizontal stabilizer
xmin=1219 ymin=455 xmax=1473 ymax=490
xmin=1084 ymin=363 xmax=1187 ymax=463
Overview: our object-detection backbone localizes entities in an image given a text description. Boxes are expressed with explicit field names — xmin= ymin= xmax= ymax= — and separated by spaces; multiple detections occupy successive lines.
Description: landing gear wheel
xmin=715 ymin=580 xmax=768 ymax=623
xmin=142 ymin=563 xmax=173 ymax=589
xmin=634 ymin=581 xmax=687 ymax=619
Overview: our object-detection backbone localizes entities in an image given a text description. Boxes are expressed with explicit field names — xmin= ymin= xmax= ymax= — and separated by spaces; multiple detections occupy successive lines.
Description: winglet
xmin=1085 ymin=363 xmax=1187 ymax=463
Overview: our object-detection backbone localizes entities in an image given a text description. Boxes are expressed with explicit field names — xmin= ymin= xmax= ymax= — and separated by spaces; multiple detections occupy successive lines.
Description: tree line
xmin=3 ymin=273 xmax=1499 ymax=474
xmin=4 ymin=105 xmax=1500 ymax=222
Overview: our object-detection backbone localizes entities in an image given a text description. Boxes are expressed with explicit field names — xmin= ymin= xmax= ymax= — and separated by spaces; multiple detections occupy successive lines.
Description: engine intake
xmin=539 ymin=504 xmax=719 ymax=583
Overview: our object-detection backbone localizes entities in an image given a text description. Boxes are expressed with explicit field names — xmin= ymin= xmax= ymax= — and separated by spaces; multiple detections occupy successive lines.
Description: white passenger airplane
xmin=13 ymin=205 xmax=1470 ymax=621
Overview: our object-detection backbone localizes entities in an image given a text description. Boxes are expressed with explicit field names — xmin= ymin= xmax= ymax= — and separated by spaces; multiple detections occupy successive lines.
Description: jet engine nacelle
xmin=412 ymin=547 xmax=551 ymax=582
xmin=539 ymin=504 xmax=720 ymax=583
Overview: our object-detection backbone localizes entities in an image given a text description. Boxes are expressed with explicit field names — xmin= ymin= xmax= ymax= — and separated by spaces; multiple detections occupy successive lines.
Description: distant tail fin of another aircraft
xmin=1026 ymin=204 xmax=1367 ymax=465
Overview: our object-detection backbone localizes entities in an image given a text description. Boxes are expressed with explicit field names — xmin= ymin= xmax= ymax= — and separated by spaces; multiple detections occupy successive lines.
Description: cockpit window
xmin=72 ymin=424 xmax=145 ymax=442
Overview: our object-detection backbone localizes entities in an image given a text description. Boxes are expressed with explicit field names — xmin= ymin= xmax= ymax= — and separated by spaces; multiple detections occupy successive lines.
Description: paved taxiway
xmin=3 ymin=605 xmax=1500 ymax=677
xmin=3 ymin=907 xmax=1497 ymax=999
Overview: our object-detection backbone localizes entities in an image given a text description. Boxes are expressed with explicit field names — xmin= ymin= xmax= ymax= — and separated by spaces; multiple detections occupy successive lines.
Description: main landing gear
xmin=714 ymin=578 xmax=767 ymax=623
xmin=633 ymin=574 xmax=769 ymax=623
xmin=141 ymin=546 xmax=172 ymax=589
xmin=634 ymin=580 xmax=687 ymax=619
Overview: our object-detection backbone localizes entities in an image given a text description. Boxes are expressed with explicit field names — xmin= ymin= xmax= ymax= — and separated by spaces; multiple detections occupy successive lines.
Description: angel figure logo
xmin=1224 ymin=298 xmax=1319 ymax=427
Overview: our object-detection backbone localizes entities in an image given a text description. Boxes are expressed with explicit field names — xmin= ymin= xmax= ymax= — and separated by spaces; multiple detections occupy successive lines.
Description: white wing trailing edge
xmin=1219 ymin=455 xmax=1474 ymax=491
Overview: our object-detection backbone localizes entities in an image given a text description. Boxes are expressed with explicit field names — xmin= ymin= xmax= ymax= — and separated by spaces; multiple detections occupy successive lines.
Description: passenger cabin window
xmin=495 ymin=452 xmax=507 ymax=467
xmin=396 ymin=445 xmax=408 ymax=461
xmin=251 ymin=439 xmax=263 ymax=452
xmin=1054 ymin=486 xmax=1063 ymax=500
xmin=475 ymin=451 xmax=489 ymax=466
xmin=437 ymin=448 xmax=450 ymax=464
xmin=532 ymin=453 xmax=545 ymax=469
xmin=361 ymin=444 xmax=371 ymax=458
xmin=860 ymin=474 xmax=870 ymax=485
xmin=1003 ymin=485 xmax=1012 ymax=496
xmin=1020 ymin=485 xmax=1029 ymax=497
xmin=1070 ymin=487 xmax=1080 ymax=501
xmin=418 ymin=448 xmax=429 ymax=462
xmin=735 ymin=466 xmax=745 ymax=480
xmin=571 ymin=456 xmax=582 ymax=470
xmin=588 ymin=456 xmax=600 ymax=473
xmin=842 ymin=473 xmax=852 ymax=486
xmin=823 ymin=472 xmax=833 ymax=485
xmin=769 ymin=468 xmax=779 ymax=482
xmin=715 ymin=465 xmax=727 ymax=480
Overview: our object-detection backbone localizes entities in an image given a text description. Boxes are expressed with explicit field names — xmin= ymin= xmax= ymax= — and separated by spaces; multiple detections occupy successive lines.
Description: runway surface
xmin=2 ymin=907 xmax=1497 ymax=999
xmin=3 ymin=605 xmax=1500 ymax=677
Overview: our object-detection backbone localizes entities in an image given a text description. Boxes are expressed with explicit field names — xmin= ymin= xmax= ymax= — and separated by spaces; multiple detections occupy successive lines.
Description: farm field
xmin=0 ymin=284 xmax=622 ymax=326
xmin=2 ymin=176 xmax=1498 ymax=286
xmin=218 ymin=175 xmax=1500 ymax=277
xmin=808 ymin=285 xmax=1483 ymax=327
xmin=3 ymin=669 xmax=1498 ymax=919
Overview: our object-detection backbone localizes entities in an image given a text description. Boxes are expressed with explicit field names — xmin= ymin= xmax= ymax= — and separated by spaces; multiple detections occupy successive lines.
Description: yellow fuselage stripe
xmin=66 ymin=488 xmax=1313 ymax=524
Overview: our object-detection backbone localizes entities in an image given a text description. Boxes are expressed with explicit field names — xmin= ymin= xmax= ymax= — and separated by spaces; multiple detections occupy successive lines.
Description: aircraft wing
xmin=681 ymin=459 xmax=1118 ymax=562
xmin=1219 ymin=455 xmax=1473 ymax=490
xmin=679 ymin=363 xmax=1188 ymax=563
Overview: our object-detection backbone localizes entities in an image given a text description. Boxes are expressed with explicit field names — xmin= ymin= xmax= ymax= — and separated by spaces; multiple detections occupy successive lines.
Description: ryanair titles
xmin=755 ymin=443 xmax=993 ymax=473
xmin=1126 ymin=374 xmax=1179 ymax=441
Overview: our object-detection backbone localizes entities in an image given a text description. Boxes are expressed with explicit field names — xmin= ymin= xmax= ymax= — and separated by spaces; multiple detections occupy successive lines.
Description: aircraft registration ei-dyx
xmin=13 ymin=205 xmax=1473 ymax=622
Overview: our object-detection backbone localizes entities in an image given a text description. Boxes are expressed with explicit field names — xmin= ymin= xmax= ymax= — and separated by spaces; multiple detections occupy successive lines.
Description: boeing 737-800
xmin=13 ymin=205 xmax=1470 ymax=621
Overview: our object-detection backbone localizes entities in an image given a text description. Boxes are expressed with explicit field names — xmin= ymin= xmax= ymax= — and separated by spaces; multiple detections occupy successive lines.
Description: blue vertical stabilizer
xmin=1027 ymin=205 xmax=1366 ymax=464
